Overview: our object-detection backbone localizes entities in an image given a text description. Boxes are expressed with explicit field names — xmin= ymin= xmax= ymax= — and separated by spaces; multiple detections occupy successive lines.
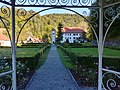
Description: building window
xmin=73 ymin=37 xmax=75 ymax=39
xmin=73 ymin=34 xmax=75 ymax=36
xmin=70 ymin=37 xmax=71 ymax=39
xmin=70 ymin=34 xmax=71 ymax=36
xmin=79 ymin=33 xmax=82 ymax=36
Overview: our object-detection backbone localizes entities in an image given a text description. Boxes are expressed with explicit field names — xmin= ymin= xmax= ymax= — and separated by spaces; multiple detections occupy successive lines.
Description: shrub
xmin=0 ymin=45 xmax=50 ymax=89
xmin=58 ymin=45 xmax=120 ymax=87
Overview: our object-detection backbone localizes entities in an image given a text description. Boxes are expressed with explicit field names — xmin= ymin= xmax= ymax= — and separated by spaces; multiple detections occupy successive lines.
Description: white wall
xmin=62 ymin=33 xmax=82 ymax=43
xmin=51 ymin=31 xmax=56 ymax=44
xmin=0 ymin=41 xmax=11 ymax=46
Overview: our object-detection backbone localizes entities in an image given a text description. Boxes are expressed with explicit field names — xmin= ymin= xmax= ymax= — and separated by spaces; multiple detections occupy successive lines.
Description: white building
xmin=61 ymin=27 xmax=85 ymax=43
xmin=26 ymin=36 xmax=44 ymax=43
xmin=51 ymin=29 xmax=56 ymax=44
xmin=0 ymin=33 xmax=11 ymax=46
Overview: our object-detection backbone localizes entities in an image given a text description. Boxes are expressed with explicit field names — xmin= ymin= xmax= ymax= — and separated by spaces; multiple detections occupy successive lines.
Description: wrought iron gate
xmin=0 ymin=0 xmax=120 ymax=90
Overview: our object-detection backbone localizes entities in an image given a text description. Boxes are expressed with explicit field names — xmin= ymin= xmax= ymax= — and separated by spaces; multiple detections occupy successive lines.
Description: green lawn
xmin=0 ymin=47 xmax=40 ymax=58
xmin=65 ymin=48 xmax=120 ymax=58
xmin=16 ymin=48 xmax=39 ymax=57
xmin=57 ymin=48 xmax=75 ymax=69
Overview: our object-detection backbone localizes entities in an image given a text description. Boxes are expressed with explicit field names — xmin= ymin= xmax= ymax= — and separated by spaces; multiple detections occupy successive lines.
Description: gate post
xmin=11 ymin=1 xmax=17 ymax=90
xmin=98 ymin=0 xmax=103 ymax=90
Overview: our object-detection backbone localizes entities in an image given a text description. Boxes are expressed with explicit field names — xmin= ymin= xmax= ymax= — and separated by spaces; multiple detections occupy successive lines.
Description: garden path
xmin=26 ymin=45 xmax=97 ymax=90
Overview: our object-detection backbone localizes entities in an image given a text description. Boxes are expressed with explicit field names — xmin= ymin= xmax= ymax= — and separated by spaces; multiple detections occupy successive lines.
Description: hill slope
xmin=0 ymin=13 xmax=89 ymax=41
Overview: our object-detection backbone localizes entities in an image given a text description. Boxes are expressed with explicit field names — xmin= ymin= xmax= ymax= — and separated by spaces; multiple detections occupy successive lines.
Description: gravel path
xmin=26 ymin=45 xmax=97 ymax=90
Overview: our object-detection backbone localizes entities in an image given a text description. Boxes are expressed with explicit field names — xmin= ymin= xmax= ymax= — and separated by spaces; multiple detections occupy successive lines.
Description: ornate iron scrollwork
xmin=0 ymin=75 xmax=12 ymax=90
xmin=71 ymin=0 xmax=79 ymax=6
xmin=14 ymin=0 xmax=99 ymax=6
xmin=0 ymin=5 xmax=11 ymax=44
xmin=104 ymin=4 xmax=120 ymax=27
xmin=79 ymin=0 xmax=91 ymax=6
xmin=48 ymin=0 xmax=58 ymax=5
xmin=17 ymin=8 xmax=27 ymax=21
xmin=1 ymin=5 xmax=11 ymax=18
xmin=102 ymin=71 xmax=120 ymax=90
xmin=38 ymin=0 xmax=46 ymax=5
xmin=16 ymin=0 xmax=26 ymax=5
xmin=104 ymin=7 xmax=115 ymax=27
xmin=89 ymin=9 xmax=99 ymax=28
xmin=59 ymin=0 xmax=69 ymax=5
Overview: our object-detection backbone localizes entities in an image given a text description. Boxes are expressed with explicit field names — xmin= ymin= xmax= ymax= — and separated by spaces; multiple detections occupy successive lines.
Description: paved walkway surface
xmin=26 ymin=45 xmax=97 ymax=90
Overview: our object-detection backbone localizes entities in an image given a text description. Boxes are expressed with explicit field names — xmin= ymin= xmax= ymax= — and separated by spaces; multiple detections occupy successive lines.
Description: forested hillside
xmin=0 ymin=12 xmax=89 ymax=42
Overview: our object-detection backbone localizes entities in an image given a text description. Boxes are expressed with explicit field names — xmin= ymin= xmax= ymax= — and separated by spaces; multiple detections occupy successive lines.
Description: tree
xmin=89 ymin=0 xmax=120 ymax=41
xmin=57 ymin=22 xmax=63 ymax=43
xmin=66 ymin=39 xmax=69 ymax=43
xmin=42 ymin=33 xmax=48 ymax=43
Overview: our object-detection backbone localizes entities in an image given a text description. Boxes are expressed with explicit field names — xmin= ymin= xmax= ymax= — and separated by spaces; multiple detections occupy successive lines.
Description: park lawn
xmin=65 ymin=48 xmax=120 ymax=58
xmin=57 ymin=48 xmax=75 ymax=69
xmin=16 ymin=48 xmax=39 ymax=57
xmin=0 ymin=47 xmax=40 ymax=58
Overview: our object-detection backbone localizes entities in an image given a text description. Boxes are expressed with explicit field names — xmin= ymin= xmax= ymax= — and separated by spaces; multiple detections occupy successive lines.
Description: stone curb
xmin=67 ymin=68 xmax=79 ymax=87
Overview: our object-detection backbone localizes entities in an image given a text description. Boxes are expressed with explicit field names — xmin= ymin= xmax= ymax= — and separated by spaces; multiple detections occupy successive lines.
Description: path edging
xmin=67 ymin=68 xmax=79 ymax=87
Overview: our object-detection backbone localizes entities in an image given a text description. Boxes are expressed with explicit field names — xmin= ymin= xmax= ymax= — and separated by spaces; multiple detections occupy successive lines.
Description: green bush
xmin=61 ymin=43 xmax=83 ymax=48
xmin=0 ymin=45 xmax=50 ymax=89
xmin=58 ymin=45 xmax=120 ymax=87
xmin=106 ymin=46 xmax=120 ymax=50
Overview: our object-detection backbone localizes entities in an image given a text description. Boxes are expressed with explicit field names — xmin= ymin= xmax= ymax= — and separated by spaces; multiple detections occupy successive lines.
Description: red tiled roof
xmin=0 ymin=33 xmax=9 ymax=41
xmin=62 ymin=27 xmax=84 ymax=33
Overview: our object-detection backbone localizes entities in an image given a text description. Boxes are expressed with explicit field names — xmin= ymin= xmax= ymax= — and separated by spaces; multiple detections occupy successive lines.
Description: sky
xmin=23 ymin=7 xmax=90 ymax=16
xmin=16 ymin=0 xmax=93 ymax=16
xmin=0 ymin=1 xmax=91 ymax=16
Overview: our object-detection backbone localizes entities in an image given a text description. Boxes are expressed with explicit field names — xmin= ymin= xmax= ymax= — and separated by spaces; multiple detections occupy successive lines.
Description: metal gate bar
xmin=0 ymin=0 xmax=120 ymax=90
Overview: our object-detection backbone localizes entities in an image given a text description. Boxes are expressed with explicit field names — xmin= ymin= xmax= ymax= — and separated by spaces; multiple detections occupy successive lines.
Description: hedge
xmin=58 ymin=45 xmax=120 ymax=71
xmin=58 ymin=45 xmax=120 ymax=87
xmin=0 ymin=45 xmax=50 ymax=89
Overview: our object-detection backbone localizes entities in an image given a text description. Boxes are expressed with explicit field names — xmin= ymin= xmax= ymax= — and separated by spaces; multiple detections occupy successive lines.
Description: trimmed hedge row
xmin=58 ymin=45 xmax=120 ymax=71
xmin=20 ymin=43 xmax=45 ymax=48
xmin=60 ymin=43 xmax=98 ymax=48
xmin=18 ymin=45 xmax=50 ymax=70
xmin=105 ymin=46 xmax=120 ymax=50
xmin=3 ymin=45 xmax=50 ymax=70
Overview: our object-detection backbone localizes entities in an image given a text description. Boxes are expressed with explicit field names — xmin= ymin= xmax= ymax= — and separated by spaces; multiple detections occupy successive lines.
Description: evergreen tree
xmin=57 ymin=23 xmax=63 ymax=43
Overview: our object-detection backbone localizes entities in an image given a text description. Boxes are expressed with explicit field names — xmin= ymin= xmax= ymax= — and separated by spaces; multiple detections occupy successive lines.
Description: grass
xmin=65 ymin=47 xmax=120 ymax=58
xmin=36 ymin=47 xmax=50 ymax=70
xmin=57 ymin=48 xmax=75 ymax=69
xmin=0 ymin=47 xmax=40 ymax=58
xmin=16 ymin=48 xmax=39 ymax=57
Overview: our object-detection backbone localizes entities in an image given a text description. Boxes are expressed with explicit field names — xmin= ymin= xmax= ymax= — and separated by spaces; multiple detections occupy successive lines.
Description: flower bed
xmin=58 ymin=45 xmax=120 ymax=88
